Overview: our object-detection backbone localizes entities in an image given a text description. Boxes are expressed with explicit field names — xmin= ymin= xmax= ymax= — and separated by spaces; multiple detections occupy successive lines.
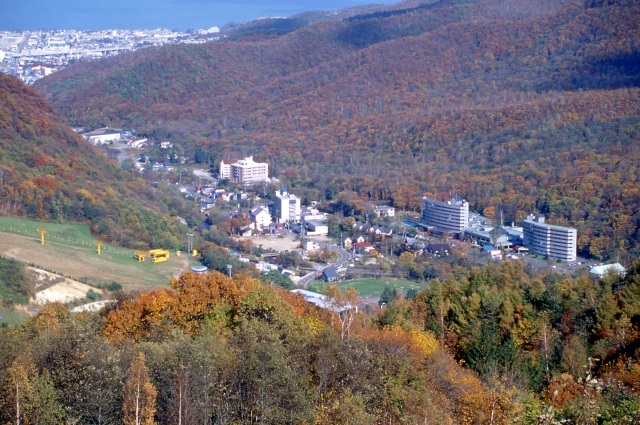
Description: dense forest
xmin=34 ymin=0 xmax=640 ymax=261
xmin=0 ymin=74 xmax=187 ymax=249
xmin=1 ymin=260 xmax=640 ymax=424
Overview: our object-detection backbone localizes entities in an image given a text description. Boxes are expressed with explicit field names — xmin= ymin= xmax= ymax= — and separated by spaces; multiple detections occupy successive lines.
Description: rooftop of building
xmin=590 ymin=263 xmax=625 ymax=275
xmin=423 ymin=196 xmax=469 ymax=207
xmin=523 ymin=218 xmax=577 ymax=232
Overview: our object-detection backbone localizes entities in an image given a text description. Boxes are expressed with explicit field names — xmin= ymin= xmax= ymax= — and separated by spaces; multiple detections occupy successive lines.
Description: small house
xmin=302 ymin=239 xmax=320 ymax=252
xmin=269 ymin=223 xmax=285 ymax=236
xmin=322 ymin=267 xmax=340 ymax=282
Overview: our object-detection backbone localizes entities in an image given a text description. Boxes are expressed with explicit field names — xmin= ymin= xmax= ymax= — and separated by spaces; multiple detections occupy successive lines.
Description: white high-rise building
xmin=273 ymin=189 xmax=301 ymax=224
xmin=523 ymin=214 xmax=577 ymax=262
xmin=219 ymin=156 xmax=269 ymax=184
xmin=219 ymin=161 xmax=231 ymax=180
xmin=421 ymin=196 xmax=469 ymax=233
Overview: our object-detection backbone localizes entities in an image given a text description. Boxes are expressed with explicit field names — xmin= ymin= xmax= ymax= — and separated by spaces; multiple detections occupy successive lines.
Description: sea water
xmin=0 ymin=0 xmax=398 ymax=31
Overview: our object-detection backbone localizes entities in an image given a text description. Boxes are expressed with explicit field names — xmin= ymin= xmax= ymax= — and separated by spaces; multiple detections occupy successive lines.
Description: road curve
xmin=297 ymin=244 xmax=351 ymax=289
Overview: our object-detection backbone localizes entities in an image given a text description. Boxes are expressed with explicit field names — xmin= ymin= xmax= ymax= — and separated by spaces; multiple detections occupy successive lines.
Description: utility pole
xmin=37 ymin=227 xmax=47 ymax=245
xmin=187 ymin=233 xmax=194 ymax=254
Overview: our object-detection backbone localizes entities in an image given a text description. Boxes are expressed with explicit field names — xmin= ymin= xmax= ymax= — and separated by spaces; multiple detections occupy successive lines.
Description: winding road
xmin=297 ymin=244 xmax=351 ymax=288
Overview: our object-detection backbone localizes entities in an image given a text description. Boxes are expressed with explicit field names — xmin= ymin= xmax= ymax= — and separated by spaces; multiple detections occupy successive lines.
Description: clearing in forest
xmin=0 ymin=216 xmax=196 ymax=290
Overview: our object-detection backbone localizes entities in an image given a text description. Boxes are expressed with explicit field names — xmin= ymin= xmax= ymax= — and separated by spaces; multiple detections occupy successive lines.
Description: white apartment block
xmin=219 ymin=156 xmax=269 ymax=184
xmin=422 ymin=196 xmax=469 ymax=233
xmin=523 ymin=214 xmax=577 ymax=262
xmin=273 ymin=190 xmax=301 ymax=224
xmin=219 ymin=161 xmax=231 ymax=180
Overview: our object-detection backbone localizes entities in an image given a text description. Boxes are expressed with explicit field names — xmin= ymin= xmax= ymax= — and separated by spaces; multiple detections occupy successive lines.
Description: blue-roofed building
xmin=322 ymin=267 xmax=339 ymax=282
xmin=482 ymin=244 xmax=502 ymax=260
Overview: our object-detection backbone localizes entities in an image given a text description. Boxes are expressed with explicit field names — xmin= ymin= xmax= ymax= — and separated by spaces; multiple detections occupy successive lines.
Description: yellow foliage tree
xmin=104 ymin=290 xmax=176 ymax=342
xmin=76 ymin=188 xmax=94 ymax=202
xmin=5 ymin=355 xmax=64 ymax=425
xmin=24 ymin=302 xmax=69 ymax=336
xmin=169 ymin=271 xmax=244 ymax=332
xmin=123 ymin=352 xmax=157 ymax=425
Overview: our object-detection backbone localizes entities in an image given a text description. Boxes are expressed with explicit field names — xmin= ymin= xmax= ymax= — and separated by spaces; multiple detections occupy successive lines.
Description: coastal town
xmin=0 ymin=27 xmax=221 ymax=84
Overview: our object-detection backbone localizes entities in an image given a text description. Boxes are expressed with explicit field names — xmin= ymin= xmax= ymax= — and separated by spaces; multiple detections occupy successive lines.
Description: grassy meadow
xmin=0 ymin=216 xmax=197 ymax=290
xmin=308 ymin=277 xmax=428 ymax=298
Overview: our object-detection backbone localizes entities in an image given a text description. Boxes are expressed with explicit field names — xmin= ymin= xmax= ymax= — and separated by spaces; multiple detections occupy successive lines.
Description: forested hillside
xmin=2 ymin=262 xmax=640 ymax=424
xmin=0 ymin=74 xmax=185 ymax=248
xmin=35 ymin=0 xmax=640 ymax=261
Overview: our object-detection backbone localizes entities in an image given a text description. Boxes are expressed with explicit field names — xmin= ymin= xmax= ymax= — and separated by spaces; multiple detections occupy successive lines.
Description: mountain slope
xmin=0 ymin=74 xmax=185 ymax=248
xmin=35 ymin=0 xmax=640 ymax=259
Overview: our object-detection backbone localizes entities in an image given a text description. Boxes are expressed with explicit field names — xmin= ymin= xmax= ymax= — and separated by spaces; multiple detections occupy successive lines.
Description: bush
xmin=107 ymin=281 xmax=123 ymax=291
xmin=86 ymin=289 xmax=100 ymax=301
xmin=0 ymin=257 xmax=31 ymax=304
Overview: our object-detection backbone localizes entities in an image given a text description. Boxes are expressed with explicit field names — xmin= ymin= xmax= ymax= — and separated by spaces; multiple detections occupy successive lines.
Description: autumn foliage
xmin=4 ymin=261 xmax=640 ymax=423
xmin=0 ymin=74 xmax=186 ymax=249
xmin=104 ymin=271 xmax=260 ymax=341
xmin=33 ymin=0 xmax=640 ymax=260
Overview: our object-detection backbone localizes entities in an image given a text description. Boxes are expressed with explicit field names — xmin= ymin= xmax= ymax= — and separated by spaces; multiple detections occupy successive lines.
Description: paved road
xmin=297 ymin=244 xmax=351 ymax=288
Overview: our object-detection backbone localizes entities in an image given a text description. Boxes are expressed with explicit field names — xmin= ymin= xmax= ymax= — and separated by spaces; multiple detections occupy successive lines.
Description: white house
xmin=372 ymin=205 xmax=395 ymax=217
xmin=250 ymin=205 xmax=272 ymax=232
xmin=301 ymin=239 xmax=320 ymax=252
xmin=254 ymin=261 xmax=279 ymax=273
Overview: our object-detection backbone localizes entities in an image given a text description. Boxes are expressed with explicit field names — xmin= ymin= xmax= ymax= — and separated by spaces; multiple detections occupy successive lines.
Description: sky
xmin=0 ymin=0 xmax=399 ymax=31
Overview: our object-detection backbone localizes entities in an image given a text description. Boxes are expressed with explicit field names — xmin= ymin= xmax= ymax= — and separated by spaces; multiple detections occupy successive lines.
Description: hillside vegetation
xmin=0 ymin=74 xmax=185 ymax=249
xmin=1 ymin=261 xmax=640 ymax=423
xmin=35 ymin=0 xmax=640 ymax=260
xmin=0 ymin=257 xmax=30 ymax=304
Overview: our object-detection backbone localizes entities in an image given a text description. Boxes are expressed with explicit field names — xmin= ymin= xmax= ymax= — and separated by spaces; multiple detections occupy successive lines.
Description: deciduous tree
xmin=123 ymin=352 xmax=157 ymax=425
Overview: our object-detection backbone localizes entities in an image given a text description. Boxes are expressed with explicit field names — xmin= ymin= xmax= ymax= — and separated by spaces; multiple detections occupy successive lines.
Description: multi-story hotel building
xmin=523 ymin=214 xmax=577 ymax=261
xmin=421 ymin=196 xmax=469 ymax=233
xmin=219 ymin=156 xmax=269 ymax=184
xmin=273 ymin=189 xmax=301 ymax=224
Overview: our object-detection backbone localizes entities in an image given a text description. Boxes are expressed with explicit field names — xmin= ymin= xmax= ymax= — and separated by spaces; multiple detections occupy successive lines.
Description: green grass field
xmin=308 ymin=277 xmax=428 ymax=298
xmin=0 ymin=215 xmax=96 ymax=244
xmin=0 ymin=216 xmax=198 ymax=290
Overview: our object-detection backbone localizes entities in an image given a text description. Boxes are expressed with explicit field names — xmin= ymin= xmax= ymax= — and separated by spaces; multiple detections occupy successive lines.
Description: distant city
xmin=0 ymin=27 xmax=222 ymax=85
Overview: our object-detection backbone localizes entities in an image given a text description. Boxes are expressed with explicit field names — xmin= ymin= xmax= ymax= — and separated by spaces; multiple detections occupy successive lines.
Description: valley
xmin=0 ymin=0 xmax=639 ymax=423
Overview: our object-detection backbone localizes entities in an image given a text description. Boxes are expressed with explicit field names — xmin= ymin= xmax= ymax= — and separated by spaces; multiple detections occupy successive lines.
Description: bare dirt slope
xmin=29 ymin=267 xmax=95 ymax=304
